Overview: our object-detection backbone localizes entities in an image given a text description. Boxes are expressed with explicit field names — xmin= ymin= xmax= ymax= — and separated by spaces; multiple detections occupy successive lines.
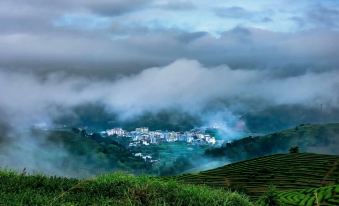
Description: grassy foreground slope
xmin=0 ymin=171 xmax=253 ymax=206
xmin=176 ymin=153 xmax=339 ymax=199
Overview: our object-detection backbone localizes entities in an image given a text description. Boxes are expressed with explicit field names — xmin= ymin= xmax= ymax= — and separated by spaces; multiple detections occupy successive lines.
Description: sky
xmin=0 ymin=0 xmax=339 ymax=74
xmin=0 ymin=0 xmax=339 ymax=126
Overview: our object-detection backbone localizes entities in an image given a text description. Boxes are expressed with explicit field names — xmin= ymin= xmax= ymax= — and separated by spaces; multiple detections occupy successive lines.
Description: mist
xmin=1 ymin=59 xmax=338 ymax=122
xmin=0 ymin=58 xmax=339 ymax=176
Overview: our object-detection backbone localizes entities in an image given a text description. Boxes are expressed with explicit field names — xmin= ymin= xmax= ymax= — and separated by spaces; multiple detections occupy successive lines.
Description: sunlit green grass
xmin=0 ymin=170 xmax=254 ymax=206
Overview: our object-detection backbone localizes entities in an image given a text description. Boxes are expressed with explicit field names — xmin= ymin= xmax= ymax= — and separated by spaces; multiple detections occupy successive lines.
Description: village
xmin=100 ymin=127 xmax=217 ymax=147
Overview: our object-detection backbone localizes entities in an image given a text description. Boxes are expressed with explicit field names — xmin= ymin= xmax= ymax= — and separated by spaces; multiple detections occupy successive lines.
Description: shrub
xmin=257 ymin=185 xmax=285 ymax=206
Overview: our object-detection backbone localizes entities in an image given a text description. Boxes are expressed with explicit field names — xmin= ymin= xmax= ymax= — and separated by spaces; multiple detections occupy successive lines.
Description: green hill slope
xmin=176 ymin=153 xmax=339 ymax=200
xmin=32 ymin=129 xmax=155 ymax=176
xmin=0 ymin=170 xmax=253 ymax=206
xmin=206 ymin=123 xmax=339 ymax=161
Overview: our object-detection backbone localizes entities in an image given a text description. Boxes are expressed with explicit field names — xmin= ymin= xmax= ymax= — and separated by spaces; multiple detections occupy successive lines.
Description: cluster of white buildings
xmin=106 ymin=128 xmax=125 ymax=136
xmin=134 ymin=153 xmax=158 ymax=163
xmin=101 ymin=127 xmax=216 ymax=146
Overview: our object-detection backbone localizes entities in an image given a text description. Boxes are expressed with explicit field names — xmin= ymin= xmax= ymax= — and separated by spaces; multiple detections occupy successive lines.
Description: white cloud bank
xmin=1 ymin=59 xmax=338 ymax=125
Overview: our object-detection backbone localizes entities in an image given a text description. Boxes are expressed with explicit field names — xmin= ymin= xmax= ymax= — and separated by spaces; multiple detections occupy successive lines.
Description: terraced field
xmin=176 ymin=153 xmax=339 ymax=199
xmin=275 ymin=184 xmax=339 ymax=206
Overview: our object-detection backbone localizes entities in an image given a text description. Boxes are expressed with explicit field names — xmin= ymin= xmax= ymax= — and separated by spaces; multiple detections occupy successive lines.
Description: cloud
xmin=0 ymin=0 xmax=151 ymax=34
xmin=154 ymin=1 xmax=196 ymax=11
xmin=289 ymin=2 xmax=339 ymax=30
xmin=1 ymin=58 xmax=338 ymax=141
xmin=81 ymin=0 xmax=151 ymax=16
xmin=0 ymin=0 xmax=338 ymax=77
xmin=214 ymin=6 xmax=273 ymax=23
xmin=176 ymin=31 xmax=208 ymax=43
xmin=0 ymin=1 xmax=338 ymax=125
xmin=1 ymin=59 xmax=338 ymax=123
xmin=1 ymin=26 xmax=339 ymax=78
xmin=214 ymin=6 xmax=255 ymax=19
xmin=307 ymin=6 xmax=339 ymax=28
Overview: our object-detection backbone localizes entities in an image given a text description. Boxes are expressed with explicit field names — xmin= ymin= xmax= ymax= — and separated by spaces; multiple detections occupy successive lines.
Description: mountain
xmin=242 ymin=105 xmax=339 ymax=134
xmin=29 ymin=128 xmax=208 ymax=177
xmin=32 ymin=128 xmax=155 ymax=176
xmin=205 ymin=123 xmax=339 ymax=161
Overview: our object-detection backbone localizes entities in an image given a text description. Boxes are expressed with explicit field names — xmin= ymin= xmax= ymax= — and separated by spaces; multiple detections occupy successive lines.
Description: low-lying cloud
xmin=1 ymin=59 xmax=339 ymax=125
xmin=2 ymin=59 xmax=339 ymax=175
xmin=0 ymin=59 xmax=338 ymax=176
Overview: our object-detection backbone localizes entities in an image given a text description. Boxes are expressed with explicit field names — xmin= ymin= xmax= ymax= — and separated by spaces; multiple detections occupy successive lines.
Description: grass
xmin=1 ymin=153 xmax=339 ymax=205
xmin=0 ymin=170 xmax=254 ymax=206
xmin=174 ymin=153 xmax=339 ymax=200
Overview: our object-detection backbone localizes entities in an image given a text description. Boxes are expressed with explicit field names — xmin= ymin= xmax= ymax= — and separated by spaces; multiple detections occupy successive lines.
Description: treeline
xmin=205 ymin=123 xmax=339 ymax=161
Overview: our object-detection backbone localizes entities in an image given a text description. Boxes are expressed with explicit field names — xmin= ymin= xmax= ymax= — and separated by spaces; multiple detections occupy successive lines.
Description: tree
xmin=289 ymin=146 xmax=299 ymax=154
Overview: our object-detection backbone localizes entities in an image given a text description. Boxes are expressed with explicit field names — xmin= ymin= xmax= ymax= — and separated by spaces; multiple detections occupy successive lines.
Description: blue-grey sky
xmin=0 ymin=0 xmax=339 ymax=74
xmin=0 ymin=0 xmax=339 ymax=122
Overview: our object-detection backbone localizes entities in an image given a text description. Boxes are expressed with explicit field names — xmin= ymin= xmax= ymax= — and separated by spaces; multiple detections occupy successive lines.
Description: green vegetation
xmin=272 ymin=184 xmax=339 ymax=206
xmin=0 ymin=170 xmax=253 ymax=206
xmin=206 ymin=123 xmax=339 ymax=161
xmin=175 ymin=153 xmax=339 ymax=200
xmin=134 ymin=142 xmax=209 ymax=175
xmin=4 ymin=123 xmax=339 ymax=205
xmin=33 ymin=129 xmax=209 ymax=177
xmin=243 ymin=105 xmax=339 ymax=134
xmin=289 ymin=146 xmax=299 ymax=154
xmin=34 ymin=129 xmax=155 ymax=176
xmin=257 ymin=185 xmax=284 ymax=206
